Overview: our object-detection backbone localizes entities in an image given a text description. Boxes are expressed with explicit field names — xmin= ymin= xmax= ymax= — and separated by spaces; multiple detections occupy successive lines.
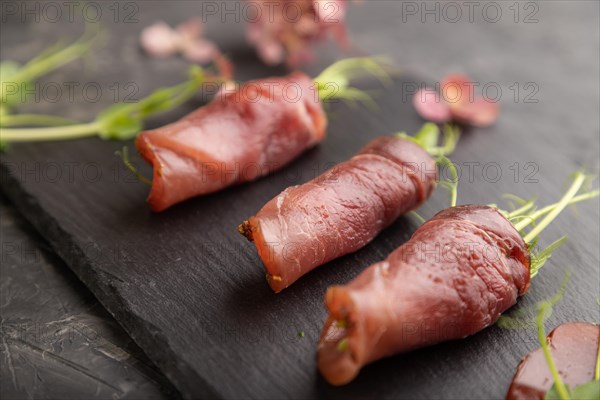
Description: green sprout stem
xmin=506 ymin=200 xmax=536 ymax=219
xmin=397 ymin=123 xmax=461 ymax=208
xmin=427 ymin=124 xmax=461 ymax=157
xmin=498 ymin=271 xmax=569 ymax=329
xmin=0 ymin=113 xmax=79 ymax=127
xmin=529 ymin=236 xmax=568 ymax=278
xmin=515 ymin=190 xmax=600 ymax=231
xmin=0 ymin=121 xmax=100 ymax=141
xmin=313 ymin=57 xmax=393 ymax=107
xmin=519 ymin=173 xmax=586 ymax=243
xmin=115 ymin=146 xmax=152 ymax=186
xmin=537 ymin=303 xmax=571 ymax=400
xmin=1 ymin=27 xmax=101 ymax=101
xmin=337 ymin=337 xmax=349 ymax=352
xmin=594 ymin=343 xmax=600 ymax=381
xmin=396 ymin=123 xmax=460 ymax=158
xmin=0 ymin=66 xmax=209 ymax=143
xmin=438 ymin=154 xmax=458 ymax=207
xmin=410 ymin=211 xmax=426 ymax=224
xmin=496 ymin=174 xmax=597 ymax=277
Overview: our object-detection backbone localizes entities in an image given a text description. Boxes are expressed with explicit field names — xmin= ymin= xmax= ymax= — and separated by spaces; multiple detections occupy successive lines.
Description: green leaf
xmin=498 ymin=273 xmax=569 ymax=331
xmin=0 ymin=61 xmax=34 ymax=108
xmin=436 ymin=154 xmax=459 ymax=207
xmin=137 ymin=88 xmax=177 ymax=117
xmin=0 ymin=61 xmax=21 ymax=81
xmin=96 ymin=102 xmax=133 ymax=121
xmin=545 ymin=383 xmax=571 ymax=400
xmin=530 ymin=236 xmax=568 ymax=278
xmin=414 ymin=122 xmax=440 ymax=149
xmin=98 ymin=114 xmax=142 ymax=140
xmin=571 ymin=380 xmax=600 ymax=400
xmin=314 ymin=57 xmax=393 ymax=103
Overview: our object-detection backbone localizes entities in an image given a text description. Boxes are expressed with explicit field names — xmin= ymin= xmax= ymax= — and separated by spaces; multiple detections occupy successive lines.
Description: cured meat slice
xmin=239 ymin=136 xmax=437 ymax=292
xmin=136 ymin=72 xmax=326 ymax=211
xmin=317 ymin=205 xmax=531 ymax=385
xmin=506 ymin=322 xmax=599 ymax=400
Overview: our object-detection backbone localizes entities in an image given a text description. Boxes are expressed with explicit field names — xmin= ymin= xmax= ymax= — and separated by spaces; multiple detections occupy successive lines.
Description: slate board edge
xmin=0 ymin=162 xmax=218 ymax=400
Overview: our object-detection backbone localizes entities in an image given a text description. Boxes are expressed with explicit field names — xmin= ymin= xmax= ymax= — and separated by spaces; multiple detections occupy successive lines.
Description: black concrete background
xmin=1 ymin=1 xmax=599 ymax=399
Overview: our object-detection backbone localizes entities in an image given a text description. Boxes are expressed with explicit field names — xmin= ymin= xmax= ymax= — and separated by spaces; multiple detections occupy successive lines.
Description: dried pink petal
xmin=245 ymin=0 xmax=350 ymax=66
xmin=176 ymin=17 xmax=203 ymax=41
xmin=182 ymin=39 xmax=217 ymax=64
xmin=413 ymin=88 xmax=452 ymax=123
xmin=330 ymin=24 xmax=350 ymax=49
xmin=441 ymin=73 xmax=500 ymax=127
xmin=140 ymin=18 xmax=234 ymax=78
xmin=257 ymin=40 xmax=285 ymax=66
xmin=246 ymin=23 xmax=262 ymax=44
xmin=450 ymin=97 xmax=500 ymax=127
xmin=140 ymin=22 xmax=178 ymax=58
xmin=314 ymin=0 xmax=347 ymax=24
xmin=214 ymin=54 xmax=235 ymax=81
xmin=295 ymin=16 xmax=320 ymax=36
xmin=441 ymin=74 xmax=473 ymax=106
xmin=286 ymin=50 xmax=314 ymax=68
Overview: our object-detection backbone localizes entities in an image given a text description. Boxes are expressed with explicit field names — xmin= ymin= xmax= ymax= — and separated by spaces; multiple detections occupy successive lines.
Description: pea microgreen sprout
xmin=0 ymin=114 xmax=78 ymax=128
xmin=0 ymin=65 xmax=218 ymax=143
xmin=397 ymin=122 xmax=461 ymax=208
xmin=497 ymin=272 xmax=570 ymax=331
xmin=313 ymin=57 xmax=394 ymax=110
xmin=115 ymin=146 xmax=152 ymax=186
xmin=502 ymin=274 xmax=599 ymax=400
xmin=0 ymin=26 xmax=102 ymax=109
xmin=493 ymin=172 xmax=599 ymax=278
xmin=595 ymin=331 xmax=600 ymax=381
xmin=536 ymin=302 xmax=570 ymax=400
xmin=536 ymin=299 xmax=600 ymax=400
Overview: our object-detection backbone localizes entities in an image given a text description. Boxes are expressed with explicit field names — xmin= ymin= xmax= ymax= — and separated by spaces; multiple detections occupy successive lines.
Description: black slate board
xmin=0 ymin=197 xmax=177 ymax=399
xmin=2 ymin=2 xmax=599 ymax=399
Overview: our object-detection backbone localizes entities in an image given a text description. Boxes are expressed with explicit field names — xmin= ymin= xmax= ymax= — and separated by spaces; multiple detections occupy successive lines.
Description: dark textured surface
xmin=0 ymin=196 xmax=178 ymax=399
xmin=1 ymin=1 xmax=599 ymax=399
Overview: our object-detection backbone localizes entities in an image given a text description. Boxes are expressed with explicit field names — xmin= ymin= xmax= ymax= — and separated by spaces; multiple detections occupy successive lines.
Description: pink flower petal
xmin=413 ymin=88 xmax=452 ymax=123
xmin=182 ymin=39 xmax=217 ymax=64
xmin=257 ymin=40 xmax=285 ymax=65
xmin=295 ymin=16 xmax=320 ymax=36
xmin=314 ymin=0 xmax=347 ymax=23
xmin=441 ymin=73 xmax=474 ymax=105
xmin=214 ymin=54 xmax=234 ymax=81
xmin=245 ymin=0 xmax=350 ymax=67
xmin=286 ymin=48 xmax=315 ymax=68
xmin=176 ymin=17 xmax=203 ymax=41
xmin=450 ymin=97 xmax=500 ymax=127
xmin=140 ymin=22 xmax=178 ymax=58
xmin=331 ymin=24 xmax=350 ymax=49
xmin=246 ymin=23 xmax=261 ymax=44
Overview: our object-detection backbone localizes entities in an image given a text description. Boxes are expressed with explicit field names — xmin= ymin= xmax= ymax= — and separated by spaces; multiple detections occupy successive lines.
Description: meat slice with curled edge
xmin=239 ymin=136 xmax=437 ymax=293
xmin=317 ymin=205 xmax=531 ymax=385
xmin=136 ymin=72 xmax=327 ymax=212
xmin=506 ymin=322 xmax=599 ymax=400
